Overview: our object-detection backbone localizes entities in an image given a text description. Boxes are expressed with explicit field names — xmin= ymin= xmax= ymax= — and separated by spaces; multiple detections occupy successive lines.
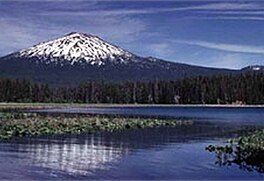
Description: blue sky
xmin=0 ymin=0 xmax=264 ymax=69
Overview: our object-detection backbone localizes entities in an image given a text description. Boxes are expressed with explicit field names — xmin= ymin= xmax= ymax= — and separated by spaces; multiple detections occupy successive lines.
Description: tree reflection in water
xmin=10 ymin=122 xmax=233 ymax=176
xmin=4 ymin=121 xmax=253 ymax=178
xmin=17 ymin=135 xmax=128 ymax=175
xmin=206 ymin=130 xmax=264 ymax=173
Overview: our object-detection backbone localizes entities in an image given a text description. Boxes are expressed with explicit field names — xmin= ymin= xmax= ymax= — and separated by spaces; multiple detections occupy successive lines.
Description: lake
xmin=0 ymin=106 xmax=264 ymax=180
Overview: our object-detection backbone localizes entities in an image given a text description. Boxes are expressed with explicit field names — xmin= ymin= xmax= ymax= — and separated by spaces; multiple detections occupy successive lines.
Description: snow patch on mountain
xmin=253 ymin=67 xmax=261 ymax=71
xmin=17 ymin=32 xmax=133 ymax=66
xmin=248 ymin=65 xmax=264 ymax=71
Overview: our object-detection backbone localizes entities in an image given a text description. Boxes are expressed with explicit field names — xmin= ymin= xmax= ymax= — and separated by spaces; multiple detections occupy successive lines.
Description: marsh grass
xmin=0 ymin=113 xmax=194 ymax=140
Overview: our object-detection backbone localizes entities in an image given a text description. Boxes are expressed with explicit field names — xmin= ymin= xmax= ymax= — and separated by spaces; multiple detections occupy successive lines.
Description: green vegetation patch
xmin=206 ymin=129 xmax=264 ymax=173
xmin=0 ymin=113 xmax=194 ymax=140
xmin=0 ymin=112 xmax=37 ymax=119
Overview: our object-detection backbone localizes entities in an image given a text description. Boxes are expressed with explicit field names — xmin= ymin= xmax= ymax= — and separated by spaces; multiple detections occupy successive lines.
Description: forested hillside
xmin=0 ymin=73 xmax=263 ymax=104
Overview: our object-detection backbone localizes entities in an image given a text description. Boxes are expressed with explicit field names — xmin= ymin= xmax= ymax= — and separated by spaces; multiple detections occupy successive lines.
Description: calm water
xmin=1 ymin=106 xmax=264 ymax=180
xmin=35 ymin=106 xmax=264 ymax=125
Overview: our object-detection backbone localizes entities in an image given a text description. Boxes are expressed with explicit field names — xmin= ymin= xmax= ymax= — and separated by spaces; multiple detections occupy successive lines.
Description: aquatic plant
xmin=0 ymin=112 xmax=37 ymax=119
xmin=206 ymin=130 xmax=264 ymax=173
xmin=0 ymin=114 xmax=194 ymax=140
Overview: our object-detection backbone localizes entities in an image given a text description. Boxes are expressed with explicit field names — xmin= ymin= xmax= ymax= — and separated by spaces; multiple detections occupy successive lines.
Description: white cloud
xmin=174 ymin=40 xmax=264 ymax=54
xmin=183 ymin=3 xmax=259 ymax=11
xmin=37 ymin=2 xmax=261 ymax=16
xmin=147 ymin=43 xmax=175 ymax=58
xmin=197 ymin=10 xmax=264 ymax=15
xmin=200 ymin=16 xmax=264 ymax=21
xmin=206 ymin=54 xmax=248 ymax=69
xmin=0 ymin=19 xmax=38 ymax=55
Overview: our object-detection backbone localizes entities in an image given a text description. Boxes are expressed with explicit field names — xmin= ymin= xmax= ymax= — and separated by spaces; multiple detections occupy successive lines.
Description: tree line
xmin=0 ymin=73 xmax=263 ymax=104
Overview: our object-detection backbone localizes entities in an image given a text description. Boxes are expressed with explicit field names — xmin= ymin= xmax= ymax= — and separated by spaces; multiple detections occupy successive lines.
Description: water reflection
xmin=15 ymin=135 xmax=129 ymax=176
xmin=207 ymin=142 xmax=264 ymax=173
xmin=0 ymin=121 xmax=260 ymax=179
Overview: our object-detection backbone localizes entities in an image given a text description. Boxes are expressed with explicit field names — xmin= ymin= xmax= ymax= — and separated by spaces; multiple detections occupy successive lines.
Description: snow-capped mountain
xmin=0 ymin=32 xmax=262 ymax=85
xmin=242 ymin=65 xmax=264 ymax=72
xmin=16 ymin=32 xmax=134 ymax=66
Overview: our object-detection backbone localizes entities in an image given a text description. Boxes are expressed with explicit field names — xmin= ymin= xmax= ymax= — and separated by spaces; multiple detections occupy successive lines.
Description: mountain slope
xmin=16 ymin=32 xmax=134 ymax=66
xmin=0 ymin=32 xmax=258 ymax=85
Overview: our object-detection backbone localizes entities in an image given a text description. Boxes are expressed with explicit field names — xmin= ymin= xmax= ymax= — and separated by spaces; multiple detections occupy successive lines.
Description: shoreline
xmin=0 ymin=103 xmax=264 ymax=110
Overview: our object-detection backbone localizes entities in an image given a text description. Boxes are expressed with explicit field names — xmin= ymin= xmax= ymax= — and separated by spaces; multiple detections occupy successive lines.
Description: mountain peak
xmin=64 ymin=32 xmax=94 ymax=38
xmin=66 ymin=32 xmax=83 ymax=36
xmin=16 ymin=32 xmax=133 ymax=66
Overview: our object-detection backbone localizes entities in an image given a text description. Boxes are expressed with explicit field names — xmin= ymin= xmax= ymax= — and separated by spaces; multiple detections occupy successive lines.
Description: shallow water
xmin=34 ymin=106 xmax=264 ymax=125
xmin=1 ymin=106 xmax=264 ymax=180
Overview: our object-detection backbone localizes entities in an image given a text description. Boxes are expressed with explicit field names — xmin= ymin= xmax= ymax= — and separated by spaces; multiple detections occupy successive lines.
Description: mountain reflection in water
xmin=0 ymin=121 xmax=254 ymax=180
